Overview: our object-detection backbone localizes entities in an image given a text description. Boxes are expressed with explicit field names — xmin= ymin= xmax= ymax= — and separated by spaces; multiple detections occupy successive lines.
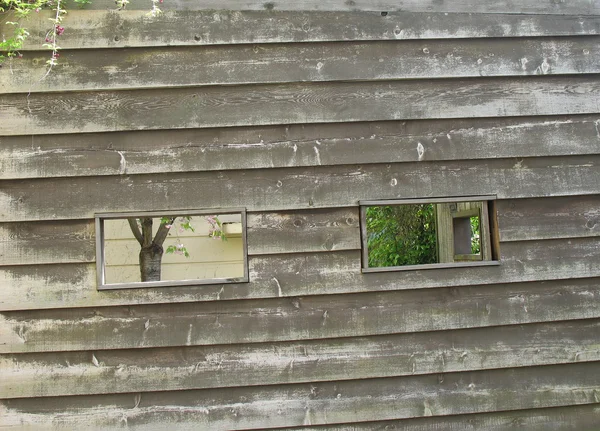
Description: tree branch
xmin=141 ymin=217 xmax=153 ymax=247
xmin=127 ymin=218 xmax=143 ymax=246
xmin=154 ymin=217 xmax=175 ymax=247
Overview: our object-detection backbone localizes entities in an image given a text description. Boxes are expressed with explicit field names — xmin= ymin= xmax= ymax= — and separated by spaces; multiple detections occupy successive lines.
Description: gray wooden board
xmin=9 ymin=10 xmax=600 ymax=52
xmin=0 ymin=208 xmax=359 ymax=266
xmin=4 ymin=194 xmax=600 ymax=266
xmin=247 ymin=208 xmax=360 ymax=255
xmin=2 ymin=156 xmax=600 ymax=222
xmin=2 ymin=319 xmax=599 ymax=398
xmin=498 ymin=196 xmax=600 ymax=241
xmin=279 ymin=405 xmax=600 ymax=431
xmin=2 ymin=115 xmax=600 ymax=180
xmin=3 ymin=76 xmax=600 ymax=136
xmin=2 ymin=275 xmax=600 ymax=353
xmin=4 ymin=37 xmax=600 ymax=94
xmin=0 ymin=220 xmax=96 ymax=266
xmin=1 ymin=362 xmax=599 ymax=430
xmin=52 ymin=0 xmax=600 ymax=14
xmin=1 ymin=237 xmax=599 ymax=311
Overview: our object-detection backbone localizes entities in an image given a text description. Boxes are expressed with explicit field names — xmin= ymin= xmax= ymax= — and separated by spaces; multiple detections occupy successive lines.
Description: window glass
xmin=361 ymin=197 xmax=497 ymax=272
xmin=96 ymin=209 xmax=247 ymax=290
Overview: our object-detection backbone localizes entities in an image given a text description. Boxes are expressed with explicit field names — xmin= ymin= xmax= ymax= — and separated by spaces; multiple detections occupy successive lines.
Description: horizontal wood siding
xmin=3 ymin=76 xmax=600 ymax=136
xmin=3 ymin=319 xmax=599 ymax=398
xmin=1 ymin=4 xmax=599 ymax=429
xmin=2 ymin=362 xmax=600 ymax=429
xmin=9 ymin=10 xmax=600 ymax=53
xmin=282 ymin=405 xmax=600 ymax=431
xmin=2 ymin=276 xmax=600 ymax=353
xmin=2 ymin=115 xmax=599 ymax=180
xmin=52 ymin=0 xmax=600 ymax=14
xmin=2 ymin=156 xmax=600 ymax=222
xmin=2 ymin=195 xmax=599 ymax=267
xmin=1 ymin=236 xmax=600 ymax=310
xmin=4 ymin=37 xmax=600 ymax=93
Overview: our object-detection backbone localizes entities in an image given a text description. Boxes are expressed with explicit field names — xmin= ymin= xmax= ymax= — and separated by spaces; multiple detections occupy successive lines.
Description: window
xmin=95 ymin=209 xmax=248 ymax=290
xmin=360 ymin=196 xmax=499 ymax=272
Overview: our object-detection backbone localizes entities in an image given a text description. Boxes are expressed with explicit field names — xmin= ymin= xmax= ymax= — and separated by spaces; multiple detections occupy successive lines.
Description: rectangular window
xmin=360 ymin=196 xmax=499 ymax=272
xmin=95 ymin=209 xmax=248 ymax=290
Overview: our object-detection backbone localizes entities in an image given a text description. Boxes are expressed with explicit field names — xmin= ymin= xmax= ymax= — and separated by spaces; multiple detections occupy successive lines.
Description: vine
xmin=0 ymin=0 xmax=162 ymax=66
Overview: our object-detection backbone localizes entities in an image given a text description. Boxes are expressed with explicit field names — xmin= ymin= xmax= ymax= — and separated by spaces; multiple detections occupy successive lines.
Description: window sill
xmin=362 ymin=260 xmax=500 ymax=273
xmin=97 ymin=276 xmax=249 ymax=291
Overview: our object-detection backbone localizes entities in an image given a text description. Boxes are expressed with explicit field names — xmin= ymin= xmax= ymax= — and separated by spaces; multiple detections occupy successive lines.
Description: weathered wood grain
xmin=5 ymin=37 xmax=600 ymax=94
xmin=1 ymin=237 xmax=599 ymax=311
xmin=3 ymin=115 xmax=599 ymax=180
xmin=2 ymin=274 xmax=599 ymax=353
xmin=0 ymin=220 xmax=95 ymax=266
xmin=281 ymin=405 xmax=600 ymax=431
xmin=1 ymin=362 xmax=599 ymax=430
xmin=2 ymin=156 xmax=599 ymax=222
xmin=2 ymin=319 xmax=599 ymax=398
xmin=10 ymin=10 xmax=600 ymax=53
xmin=6 ymin=193 xmax=600 ymax=266
xmin=3 ymin=76 xmax=600 ymax=136
xmin=498 ymin=196 xmax=600 ymax=241
xmin=59 ymin=0 xmax=600 ymax=14
xmin=0 ymin=208 xmax=358 ymax=266
xmin=247 ymin=208 xmax=360 ymax=255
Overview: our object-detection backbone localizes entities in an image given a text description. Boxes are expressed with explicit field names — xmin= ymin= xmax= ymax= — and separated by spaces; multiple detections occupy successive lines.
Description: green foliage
xmin=1 ymin=0 xmax=161 ymax=64
xmin=366 ymin=204 xmax=437 ymax=267
xmin=470 ymin=215 xmax=481 ymax=254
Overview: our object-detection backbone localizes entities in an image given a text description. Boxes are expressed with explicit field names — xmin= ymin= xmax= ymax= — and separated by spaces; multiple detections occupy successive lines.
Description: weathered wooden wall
xmin=1 ymin=1 xmax=599 ymax=429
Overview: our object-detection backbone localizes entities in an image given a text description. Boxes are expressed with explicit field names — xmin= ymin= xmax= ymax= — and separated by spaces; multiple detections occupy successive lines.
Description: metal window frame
xmin=95 ymin=208 xmax=249 ymax=291
xmin=359 ymin=195 xmax=499 ymax=273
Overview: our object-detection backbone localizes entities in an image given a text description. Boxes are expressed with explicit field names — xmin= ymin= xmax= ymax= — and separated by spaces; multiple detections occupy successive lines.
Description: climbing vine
xmin=0 ymin=0 xmax=162 ymax=66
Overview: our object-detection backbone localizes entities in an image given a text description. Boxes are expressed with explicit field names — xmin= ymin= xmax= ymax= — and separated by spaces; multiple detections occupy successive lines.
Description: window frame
xmin=95 ymin=208 xmax=249 ymax=290
xmin=359 ymin=196 xmax=500 ymax=273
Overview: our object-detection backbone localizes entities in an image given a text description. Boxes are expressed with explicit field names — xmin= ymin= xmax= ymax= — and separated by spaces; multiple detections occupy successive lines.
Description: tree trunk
xmin=139 ymin=243 xmax=164 ymax=282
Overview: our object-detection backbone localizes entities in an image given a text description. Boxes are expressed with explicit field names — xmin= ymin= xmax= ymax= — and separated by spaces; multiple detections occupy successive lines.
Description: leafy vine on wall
xmin=0 ymin=0 xmax=162 ymax=70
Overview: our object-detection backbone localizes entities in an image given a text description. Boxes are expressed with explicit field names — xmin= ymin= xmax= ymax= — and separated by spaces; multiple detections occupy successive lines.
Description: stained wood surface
xmin=247 ymin=208 xmax=360 ymax=255
xmin=10 ymin=10 xmax=600 ymax=53
xmin=3 ymin=76 xmax=600 ymax=136
xmin=58 ymin=0 xmax=600 ymax=14
xmin=0 ymin=220 xmax=95 ymax=266
xmin=3 ymin=319 xmax=599 ymax=398
xmin=2 ymin=237 xmax=599 ymax=311
xmin=282 ymin=405 xmax=600 ymax=431
xmin=498 ymin=196 xmax=600 ymax=241
xmin=2 ymin=156 xmax=599 ymax=222
xmin=1 ymin=362 xmax=599 ymax=429
xmin=2 ymin=275 xmax=600 ymax=353
xmin=5 ymin=37 xmax=600 ymax=94
xmin=9 ymin=193 xmax=600 ymax=267
xmin=3 ymin=115 xmax=599 ymax=180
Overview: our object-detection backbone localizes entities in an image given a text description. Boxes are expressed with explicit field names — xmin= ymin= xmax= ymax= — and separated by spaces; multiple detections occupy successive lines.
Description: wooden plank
xmin=280 ymin=405 xmax=600 ymax=431
xmin=1 ymin=362 xmax=599 ymax=430
xmin=247 ymin=208 xmax=360 ymax=255
xmin=2 ymin=319 xmax=599 ymax=398
xmin=58 ymin=0 xmax=600 ymax=14
xmin=0 ymin=220 xmax=95 ymax=266
xmin=1 ymin=236 xmax=599 ymax=311
xmin=2 ymin=115 xmax=599 ymax=180
xmin=5 ymin=37 xmax=600 ymax=94
xmin=10 ymin=10 xmax=600 ymax=53
xmin=0 ymin=208 xmax=359 ymax=266
xmin=2 ymin=76 xmax=600 ymax=136
xmin=2 ymin=273 xmax=600 ymax=353
xmin=498 ymin=196 xmax=600 ymax=241
xmin=2 ymin=156 xmax=599 ymax=222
